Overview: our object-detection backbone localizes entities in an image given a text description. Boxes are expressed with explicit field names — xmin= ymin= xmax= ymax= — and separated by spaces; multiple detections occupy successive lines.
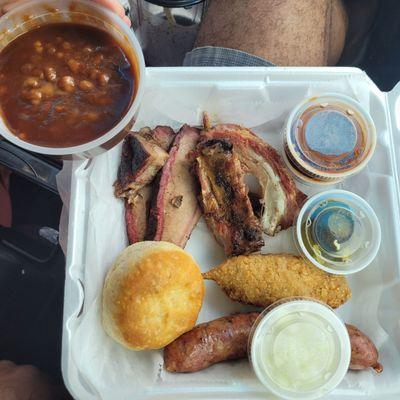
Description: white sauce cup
xmin=249 ymin=298 xmax=351 ymax=400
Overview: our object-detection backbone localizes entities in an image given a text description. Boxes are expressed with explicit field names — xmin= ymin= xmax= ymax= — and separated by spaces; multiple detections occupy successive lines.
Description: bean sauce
xmin=0 ymin=24 xmax=136 ymax=147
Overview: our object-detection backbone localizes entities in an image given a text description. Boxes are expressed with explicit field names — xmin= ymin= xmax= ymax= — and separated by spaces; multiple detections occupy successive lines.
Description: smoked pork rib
xmin=115 ymin=126 xmax=176 ymax=244
xmin=146 ymin=125 xmax=201 ymax=248
xmin=202 ymin=123 xmax=307 ymax=235
xmin=195 ymin=139 xmax=264 ymax=256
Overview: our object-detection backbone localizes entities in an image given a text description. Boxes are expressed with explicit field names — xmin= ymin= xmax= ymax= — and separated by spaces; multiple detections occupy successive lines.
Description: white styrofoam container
xmin=61 ymin=67 xmax=400 ymax=400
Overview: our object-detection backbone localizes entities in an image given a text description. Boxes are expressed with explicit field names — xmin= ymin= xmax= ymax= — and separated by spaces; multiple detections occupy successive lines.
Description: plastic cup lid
xmin=295 ymin=190 xmax=381 ymax=275
xmin=285 ymin=94 xmax=376 ymax=180
xmin=249 ymin=298 xmax=351 ymax=400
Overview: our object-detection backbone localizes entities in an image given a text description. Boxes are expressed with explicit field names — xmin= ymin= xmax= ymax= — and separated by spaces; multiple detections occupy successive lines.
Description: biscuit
xmin=103 ymin=241 xmax=204 ymax=350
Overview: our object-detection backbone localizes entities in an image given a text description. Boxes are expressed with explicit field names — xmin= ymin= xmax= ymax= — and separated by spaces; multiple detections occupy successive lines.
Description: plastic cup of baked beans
xmin=0 ymin=0 xmax=145 ymax=157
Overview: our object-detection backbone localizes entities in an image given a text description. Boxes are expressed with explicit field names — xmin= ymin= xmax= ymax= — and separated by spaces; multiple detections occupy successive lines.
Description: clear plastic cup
xmin=282 ymin=149 xmax=342 ymax=187
xmin=283 ymin=93 xmax=376 ymax=184
xmin=248 ymin=298 xmax=351 ymax=400
xmin=295 ymin=190 xmax=381 ymax=275
xmin=0 ymin=0 xmax=145 ymax=158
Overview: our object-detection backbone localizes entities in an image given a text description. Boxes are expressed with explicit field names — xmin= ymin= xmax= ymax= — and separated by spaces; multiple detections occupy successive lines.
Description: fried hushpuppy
xmin=203 ymin=253 xmax=351 ymax=309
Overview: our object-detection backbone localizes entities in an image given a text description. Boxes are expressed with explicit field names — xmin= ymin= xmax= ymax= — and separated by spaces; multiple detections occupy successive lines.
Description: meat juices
xmin=164 ymin=313 xmax=260 ymax=373
xmin=0 ymin=24 xmax=136 ymax=147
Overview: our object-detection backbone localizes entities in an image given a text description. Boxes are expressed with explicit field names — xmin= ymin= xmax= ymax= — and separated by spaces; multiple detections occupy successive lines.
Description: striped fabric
xmin=183 ymin=46 xmax=274 ymax=67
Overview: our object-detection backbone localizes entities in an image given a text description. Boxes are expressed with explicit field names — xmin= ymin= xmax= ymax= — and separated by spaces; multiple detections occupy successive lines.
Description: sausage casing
xmin=346 ymin=324 xmax=383 ymax=373
xmin=164 ymin=312 xmax=260 ymax=373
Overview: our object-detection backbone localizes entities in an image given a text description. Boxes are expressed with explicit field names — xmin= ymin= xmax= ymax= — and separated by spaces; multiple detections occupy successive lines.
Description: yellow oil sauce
xmin=301 ymin=199 xmax=364 ymax=268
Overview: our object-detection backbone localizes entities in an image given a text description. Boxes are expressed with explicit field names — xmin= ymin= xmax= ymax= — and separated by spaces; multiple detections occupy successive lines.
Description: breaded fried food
xmin=203 ymin=253 xmax=351 ymax=309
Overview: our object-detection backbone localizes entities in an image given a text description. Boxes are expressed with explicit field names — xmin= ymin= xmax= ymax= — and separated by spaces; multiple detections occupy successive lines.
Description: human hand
xmin=92 ymin=0 xmax=131 ymax=26
xmin=0 ymin=361 xmax=56 ymax=400
xmin=1 ymin=0 xmax=131 ymax=26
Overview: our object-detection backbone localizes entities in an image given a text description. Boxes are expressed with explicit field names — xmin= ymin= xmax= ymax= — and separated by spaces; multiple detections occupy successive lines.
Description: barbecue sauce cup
xmin=0 ymin=0 xmax=145 ymax=157
xmin=283 ymin=93 xmax=376 ymax=185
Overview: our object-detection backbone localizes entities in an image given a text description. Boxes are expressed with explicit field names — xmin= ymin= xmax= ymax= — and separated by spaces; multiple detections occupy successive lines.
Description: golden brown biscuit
xmin=103 ymin=241 xmax=204 ymax=350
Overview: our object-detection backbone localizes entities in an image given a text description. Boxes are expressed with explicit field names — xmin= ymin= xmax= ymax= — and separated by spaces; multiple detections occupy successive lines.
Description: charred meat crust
xmin=114 ymin=130 xmax=169 ymax=199
xmin=164 ymin=313 xmax=260 ymax=373
xmin=146 ymin=125 xmax=202 ymax=248
xmin=138 ymin=125 xmax=176 ymax=151
xmin=195 ymin=139 xmax=264 ymax=256
xmin=145 ymin=173 xmax=161 ymax=240
xmin=202 ymin=138 xmax=233 ymax=151
xmin=115 ymin=134 xmax=144 ymax=197
xmin=201 ymin=124 xmax=307 ymax=235
xmin=116 ymin=126 xmax=177 ymax=244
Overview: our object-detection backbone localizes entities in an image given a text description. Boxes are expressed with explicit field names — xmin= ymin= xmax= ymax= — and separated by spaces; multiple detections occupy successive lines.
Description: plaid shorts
xmin=183 ymin=46 xmax=274 ymax=67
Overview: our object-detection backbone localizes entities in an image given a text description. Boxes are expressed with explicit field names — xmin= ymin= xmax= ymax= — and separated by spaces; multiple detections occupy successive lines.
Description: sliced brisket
xmin=124 ymin=186 xmax=152 ymax=244
xmin=114 ymin=130 xmax=169 ymax=200
xmin=146 ymin=125 xmax=201 ymax=248
xmin=116 ymin=126 xmax=176 ymax=244
xmin=136 ymin=125 xmax=176 ymax=151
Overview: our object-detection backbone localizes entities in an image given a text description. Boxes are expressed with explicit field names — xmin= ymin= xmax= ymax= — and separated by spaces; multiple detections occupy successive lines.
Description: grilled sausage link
xmin=164 ymin=312 xmax=260 ymax=373
xmin=346 ymin=324 xmax=383 ymax=373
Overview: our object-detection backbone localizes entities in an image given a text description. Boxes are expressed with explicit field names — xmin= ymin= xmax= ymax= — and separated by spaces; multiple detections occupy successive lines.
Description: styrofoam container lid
xmin=284 ymin=93 xmax=376 ymax=181
xmin=295 ymin=190 xmax=381 ymax=275
xmin=249 ymin=298 xmax=351 ymax=400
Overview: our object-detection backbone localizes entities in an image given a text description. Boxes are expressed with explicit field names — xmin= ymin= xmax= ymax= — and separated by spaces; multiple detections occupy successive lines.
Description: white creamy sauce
xmin=261 ymin=314 xmax=337 ymax=391
xmin=251 ymin=300 xmax=350 ymax=399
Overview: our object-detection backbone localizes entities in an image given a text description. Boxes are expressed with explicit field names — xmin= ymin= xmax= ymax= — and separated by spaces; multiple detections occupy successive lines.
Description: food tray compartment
xmin=61 ymin=67 xmax=400 ymax=400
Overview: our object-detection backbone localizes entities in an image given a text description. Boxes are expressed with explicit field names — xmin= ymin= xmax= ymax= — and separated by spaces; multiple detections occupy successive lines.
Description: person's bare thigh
xmin=196 ymin=0 xmax=347 ymax=66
